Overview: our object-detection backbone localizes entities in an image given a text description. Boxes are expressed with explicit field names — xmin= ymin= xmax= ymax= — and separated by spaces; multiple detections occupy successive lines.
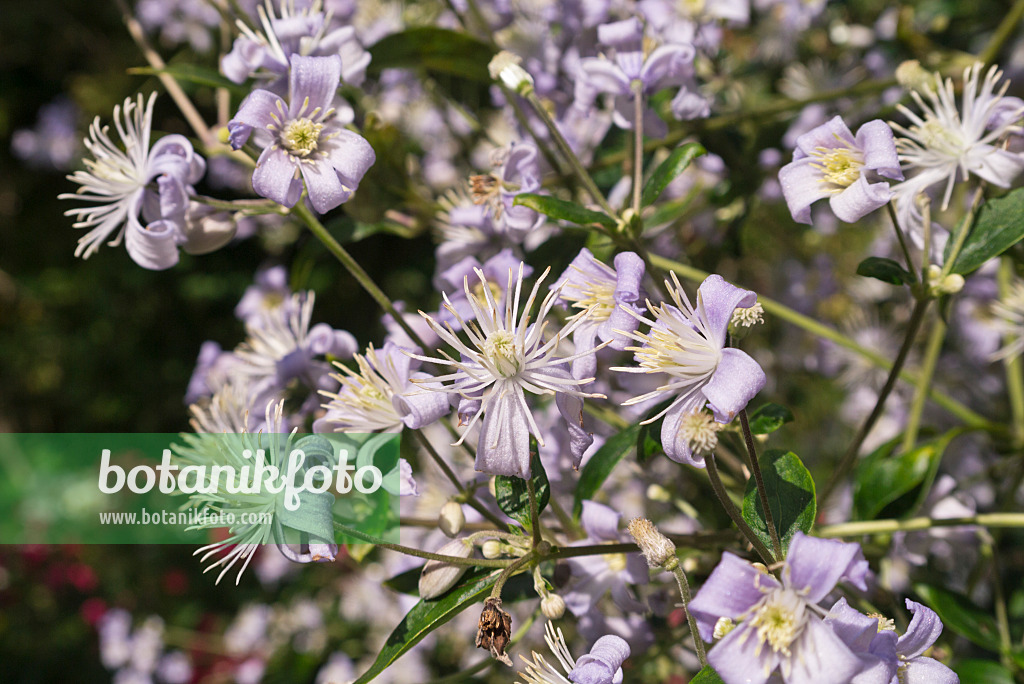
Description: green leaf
xmin=690 ymin=665 xmax=726 ymax=684
xmin=947 ymin=188 xmax=1024 ymax=274
xmin=352 ymin=567 xmax=500 ymax=683
xmin=914 ymin=584 xmax=1002 ymax=652
xmin=954 ymin=659 xmax=1015 ymax=684
xmin=494 ymin=447 xmax=549 ymax=528
xmin=127 ymin=64 xmax=249 ymax=95
xmin=367 ymin=27 xmax=496 ymax=82
xmin=574 ymin=424 xmax=641 ymax=519
xmin=746 ymin=403 xmax=794 ymax=435
xmin=856 ymin=257 xmax=914 ymax=285
xmin=513 ymin=193 xmax=617 ymax=229
xmin=852 ymin=432 xmax=956 ymax=521
xmin=742 ymin=450 xmax=816 ymax=556
xmin=641 ymin=142 xmax=707 ymax=206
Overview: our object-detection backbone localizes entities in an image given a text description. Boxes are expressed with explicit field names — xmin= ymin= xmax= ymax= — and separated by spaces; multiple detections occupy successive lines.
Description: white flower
xmin=59 ymin=93 xmax=205 ymax=267
xmin=891 ymin=63 xmax=1024 ymax=214
xmin=518 ymin=622 xmax=577 ymax=684
xmin=412 ymin=264 xmax=606 ymax=479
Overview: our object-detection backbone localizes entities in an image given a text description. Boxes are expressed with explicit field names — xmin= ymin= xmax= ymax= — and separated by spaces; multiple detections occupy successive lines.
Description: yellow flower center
xmin=748 ymin=589 xmax=805 ymax=657
xmin=811 ymin=145 xmax=863 ymax=190
xmin=484 ymin=330 xmax=520 ymax=377
xmin=603 ymin=553 xmax=628 ymax=572
xmin=281 ymin=118 xmax=324 ymax=157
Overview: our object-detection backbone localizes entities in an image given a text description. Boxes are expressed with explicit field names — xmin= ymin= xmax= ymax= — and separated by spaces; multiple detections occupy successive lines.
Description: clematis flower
xmin=316 ymin=340 xmax=449 ymax=434
xmin=613 ymin=273 xmax=766 ymax=467
xmin=517 ymin=621 xmax=630 ymax=684
xmin=553 ymin=248 xmax=645 ymax=381
xmin=59 ymin=93 xmax=208 ymax=269
xmin=688 ymin=532 xmax=870 ymax=684
xmin=222 ymin=0 xmax=370 ymax=88
xmin=576 ymin=18 xmax=697 ymax=137
xmin=228 ymin=54 xmax=375 ymax=213
xmin=411 ymin=263 xmax=606 ymax=478
xmin=778 ymin=115 xmax=903 ymax=225
xmin=892 ymin=63 xmax=1024 ymax=214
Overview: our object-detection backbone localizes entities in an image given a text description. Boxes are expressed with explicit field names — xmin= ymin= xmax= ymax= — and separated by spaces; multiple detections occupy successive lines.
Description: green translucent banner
xmin=0 ymin=432 xmax=400 ymax=545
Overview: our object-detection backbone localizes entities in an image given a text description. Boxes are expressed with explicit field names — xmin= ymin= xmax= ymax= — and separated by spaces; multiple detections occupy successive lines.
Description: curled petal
xmin=228 ymin=89 xmax=287 ymax=149
xmin=779 ymin=156 xmax=832 ymax=224
xmin=125 ymin=218 xmax=181 ymax=270
xmin=896 ymin=600 xmax=944 ymax=659
xmin=829 ymin=175 xmax=892 ymax=223
xmin=856 ymin=119 xmax=903 ymax=180
xmin=697 ymin=274 xmax=757 ymax=346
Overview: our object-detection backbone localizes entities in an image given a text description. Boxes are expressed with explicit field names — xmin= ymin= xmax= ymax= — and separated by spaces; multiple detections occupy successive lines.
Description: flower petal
xmin=896 ymin=599 xmax=944 ymax=659
xmin=252 ymin=147 xmax=303 ymax=208
xmin=300 ymin=158 xmax=349 ymax=213
xmin=323 ymin=128 xmax=376 ymax=190
xmin=784 ymin=532 xmax=869 ymax=603
xmin=829 ymin=175 xmax=892 ymax=223
xmin=125 ymin=218 xmax=181 ymax=270
xmin=786 ymin=617 xmax=863 ymax=684
xmin=779 ymin=156 xmax=831 ymax=224
xmin=474 ymin=386 xmax=531 ymax=479
xmin=287 ymin=54 xmax=342 ymax=119
xmin=688 ymin=552 xmax=778 ymax=641
xmin=228 ymin=89 xmax=286 ymax=149
xmin=856 ymin=119 xmax=903 ymax=180
xmin=697 ymin=274 xmax=757 ymax=346
xmin=701 ymin=347 xmax=766 ymax=423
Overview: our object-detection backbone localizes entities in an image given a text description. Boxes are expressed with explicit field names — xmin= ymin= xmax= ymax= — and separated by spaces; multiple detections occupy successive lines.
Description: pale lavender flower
xmin=575 ymin=18 xmax=696 ymax=137
xmin=11 ymin=96 xmax=80 ymax=170
xmin=137 ymin=0 xmax=219 ymax=52
xmin=517 ymin=621 xmax=630 ymax=684
xmin=553 ymin=248 xmax=645 ymax=381
xmin=779 ymin=115 xmax=903 ymax=225
xmin=613 ymin=273 xmax=766 ymax=467
xmin=316 ymin=340 xmax=450 ymax=433
xmin=892 ymin=600 xmax=958 ymax=683
xmin=235 ymin=265 xmax=292 ymax=326
xmin=435 ymin=248 xmax=531 ymax=327
xmin=892 ymin=64 xmax=1024 ymax=215
xmin=688 ymin=532 xmax=870 ymax=684
xmin=222 ymin=0 xmax=370 ymax=87
xmin=824 ymin=598 xmax=899 ymax=684
xmin=563 ymin=501 xmax=648 ymax=618
xmin=59 ymin=93 xmax=208 ymax=269
xmin=411 ymin=263 xmax=605 ymax=478
xmin=469 ymin=143 xmax=546 ymax=239
xmin=228 ymin=54 xmax=375 ymax=213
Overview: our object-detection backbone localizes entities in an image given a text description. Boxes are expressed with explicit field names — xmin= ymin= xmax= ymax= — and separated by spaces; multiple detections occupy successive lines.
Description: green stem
xmin=821 ymin=298 xmax=931 ymax=506
xmin=740 ymin=410 xmax=782 ymax=561
xmin=887 ymin=203 xmax=920 ymax=283
xmin=705 ymin=454 xmax=776 ymax=564
xmin=293 ymin=201 xmax=428 ymax=351
xmin=632 ymin=82 xmax=644 ymax=215
xmin=669 ymin=561 xmax=707 ymax=667
xmin=489 ymin=551 xmax=536 ymax=599
xmin=522 ymin=90 xmax=617 ymax=217
xmin=900 ymin=311 xmax=946 ymax=453
xmin=332 ymin=521 xmax=511 ymax=567
xmin=978 ymin=0 xmax=1024 ymax=66
xmin=940 ymin=187 xmax=985 ymax=280
xmin=412 ymin=429 xmax=510 ymax=532
xmin=998 ymin=257 xmax=1024 ymax=445
xmin=544 ymin=542 xmax=638 ymax=560
xmin=648 ymin=254 xmax=994 ymax=429
xmin=817 ymin=512 xmax=1024 ymax=536
xmin=527 ymin=476 xmax=542 ymax=548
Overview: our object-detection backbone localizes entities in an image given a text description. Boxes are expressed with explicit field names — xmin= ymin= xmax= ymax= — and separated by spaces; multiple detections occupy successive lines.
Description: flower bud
xmin=481 ymin=540 xmax=503 ymax=559
xmin=627 ymin=517 xmax=677 ymax=569
xmin=438 ymin=501 xmax=465 ymax=537
xmin=540 ymin=593 xmax=566 ymax=620
xmin=488 ymin=51 xmax=534 ymax=94
xmin=419 ymin=538 xmax=473 ymax=600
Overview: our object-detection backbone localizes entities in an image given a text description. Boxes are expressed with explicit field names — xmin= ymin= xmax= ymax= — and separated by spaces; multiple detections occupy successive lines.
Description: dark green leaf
xmin=742 ymin=450 xmax=816 ymax=556
xmin=914 ymin=584 xmax=1002 ymax=652
xmin=947 ymin=188 xmax=1024 ymax=274
xmin=494 ymin=447 xmax=549 ymax=528
xmin=514 ymin=193 xmax=617 ymax=229
xmin=856 ymin=257 xmax=914 ymax=285
xmin=636 ymin=398 xmax=674 ymax=463
xmin=574 ymin=424 xmax=640 ymax=519
xmin=352 ymin=568 xmax=499 ymax=683
xmin=690 ymin=665 xmax=726 ymax=684
xmin=746 ymin=403 xmax=794 ymax=435
xmin=127 ymin=64 xmax=249 ymax=95
xmin=954 ymin=659 xmax=1015 ymax=684
xmin=383 ymin=567 xmax=421 ymax=595
xmin=852 ymin=432 xmax=956 ymax=521
xmin=641 ymin=142 xmax=707 ymax=206
xmin=367 ymin=27 xmax=496 ymax=82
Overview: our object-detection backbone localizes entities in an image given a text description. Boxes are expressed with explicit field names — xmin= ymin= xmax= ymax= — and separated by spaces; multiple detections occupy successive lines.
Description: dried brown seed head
xmin=475 ymin=597 xmax=513 ymax=666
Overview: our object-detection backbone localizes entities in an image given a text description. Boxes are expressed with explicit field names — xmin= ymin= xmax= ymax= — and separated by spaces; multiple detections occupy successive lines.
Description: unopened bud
xmin=481 ymin=539 xmax=503 ymax=559
xmin=419 ymin=538 xmax=473 ymax=600
xmin=627 ymin=517 xmax=677 ymax=569
xmin=924 ymin=264 xmax=965 ymax=297
xmin=438 ymin=501 xmax=466 ymax=537
xmin=540 ymin=593 xmax=566 ymax=620
xmin=895 ymin=60 xmax=933 ymax=92
xmin=488 ymin=51 xmax=534 ymax=94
